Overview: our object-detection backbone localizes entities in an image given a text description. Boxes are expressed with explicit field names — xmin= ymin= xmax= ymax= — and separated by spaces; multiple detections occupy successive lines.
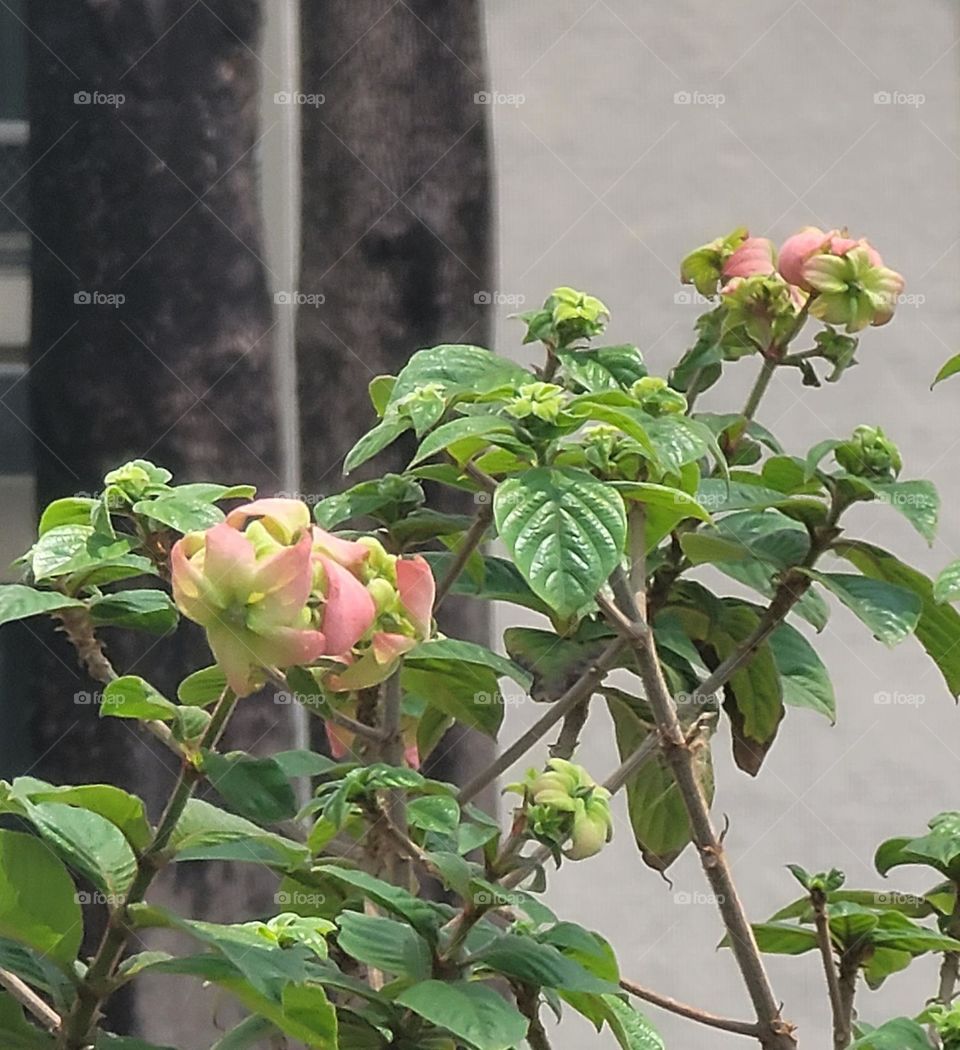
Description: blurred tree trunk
xmin=26 ymin=1 xmax=288 ymax=1042
xmin=297 ymin=0 xmax=494 ymax=789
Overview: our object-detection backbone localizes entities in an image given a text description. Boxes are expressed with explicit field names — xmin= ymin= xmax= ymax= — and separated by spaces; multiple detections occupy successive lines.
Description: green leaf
xmin=199 ymin=751 xmax=298 ymax=824
xmin=875 ymin=812 xmax=960 ymax=880
xmin=864 ymin=479 xmax=940 ymax=545
xmin=600 ymin=994 xmax=666 ymax=1050
xmin=11 ymin=779 xmax=151 ymax=851
xmin=131 ymin=496 xmax=224 ymax=533
xmin=395 ymin=980 xmax=528 ymax=1050
xmin=407 ymin=638 xmax=529 ymax=688
xmin=606 ymin=692 xmax=713 ymax=870
xmin=421 ymin=552 xmax=551 ymax=615
xmin=389 ymin=344 xmax=530 ymax=405
xmin=0 ymin=993 xmax=56 ymax=1049
xmin=836 ymin=541 xmax=960 ymax=696
xmin=17 ymin=801 xmax=137 ymax=899
xmin=101 ymin=676 xmax=179 ymax=721
xmin=611 ymin=481 xmax=710 ymax=522
xmin=473 ymin=934 xmax=618 ymax=994
xmin=343 ymin=417 xmax=411 ymax=475
xmin=177 ymin=665 xmax=228 ymax=706
xmin=0 ymin=585 xmax=84 ymax=627
xmin=935 ymin=559 xmax=960 ymax=605
xmin=402 ymin=660 xmax=503 ymax=738
xmin=769 ymin=623 xmax=836 ymax=723
xmin=410 ymin=416 xmax=516 ymax=466
xmin=806 ymin=570 xmax=921 ymax=647
xmin=504 ymin=626 xmax=610 ymax=702
xmin=38 ymin=497 xmax=97 ymax=535
xmin=933 ymin=352 xmax=960 ymax=387
xmin=208 ymin=1016 xmax=279 ymax=1050
xmin=850 ymin=1017 xmax=932 ymax=1049
xmin=494 ymin=467 xmax=626 ymax=619
xmin=648 ymin=415 xmax=726 ymax=477
xmin=88 ymin=589 xmax=179 ymax=635
xmin=0 ymin=830 xmax=83 ymax=968
xmin=556 ymin=344 xmax=647 ymax=391
xmin=313 ymin=474 xmax=424 ymax=529
xmin=406 ymin=796 xmax=461 ymax=835
xmin=336 ymin=912 xmax=432 ymax=979
xmin=314 ymin=866 xmax=444 ymax=939
xmin=271 ymin=750 xmax=335 ymax=778
xmin=29 ymin=526 xmax=152 ymax=587
xmin=95 ymin=1038 xmax=177 ymax=1050
xmin=748 ymin=922 xmax=819 ymax=955
xmin=169 ymin=799 xmax=308 ymax=869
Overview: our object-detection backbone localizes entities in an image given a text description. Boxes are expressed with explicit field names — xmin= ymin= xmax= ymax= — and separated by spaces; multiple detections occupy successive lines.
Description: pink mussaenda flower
xmin=721 ymin=237 xmax=777 ymax=280
xmin=804 ymin=245 xmax=905 ymax=332
xmin=172 ymin=523 xmax=326 ymax=696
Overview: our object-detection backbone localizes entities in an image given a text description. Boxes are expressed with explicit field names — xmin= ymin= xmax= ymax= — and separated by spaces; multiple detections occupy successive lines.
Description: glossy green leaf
xmin=850 ymin=1017 xmax=932 ymax=1049
xmin=0 ymin=585 xmax=84 ymax=627
xmin=421 ymin=552 xmax=551 ymax=615
xmin=101 ymin=676 xmax=179 ymax=722
xmin=601 ymin=995 xmax=666 ymax=1050
xmin=199 ymin=751 xmax=298 ymax=824
xmin=769 ymin=623 xmax=836 ymax=723
xmin=504 ymin=626 xmax=610 ymax=702
xmin=0 ymin=830 xmax=83 ymax=968
xmin=0 ymin=993 xmax=56 ymax=1049
xmin=864 ymin=479 xmax=940 ymax=545
xmin=88 ymin=589 xmax=178 ymax=635
xmin=556 ymin=344 xmax=647 ymax=391
xmin=395 ymin=980 xmax=528 ymax=1050
xmin=169 ymin=799 xmax=308 ymax=869
xmin=932 ymin=352 xmax=960 ymax=387
xmin=473 ymin=933 xmax=618 ymax=994
xmin=835 ymin=542 xmax=960 ymax=694
xmin=402 ymin=660 xmax=503 ymax=737
xmin=934 ymin=559 xmax=960 ymax=605
xmin=406 ymin=796 xmax=461 ymax=835
xmin=806 ymin=570 xmax=921 ymax=647
xmin=388 ymin=344 xmax=529 ymax=405
xmin=10 ymin=779 xmax=151 ymax=851
xmin=410 ymin=416 xmax=516 ymax=466
xmin=343 ymin=417 xmax=411 ymax=475
xmin=177 ymin=665 xmax=228 ymax=706
xmin=336 ymin=912 xmax=432 ymax=979
xmin=495 ymin=467 xmax=626 ymax=619
xmin=407 ymin=638 xmax=529 ymax=688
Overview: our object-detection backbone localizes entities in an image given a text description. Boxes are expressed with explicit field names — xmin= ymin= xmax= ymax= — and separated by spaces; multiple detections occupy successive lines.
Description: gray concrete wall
xmin=483 ymin=2 xmax=960 ymax=1047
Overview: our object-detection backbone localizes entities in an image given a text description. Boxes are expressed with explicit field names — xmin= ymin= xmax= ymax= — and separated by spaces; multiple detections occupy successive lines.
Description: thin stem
xmin=0 ymin=967 xmax=62 ymax=1033
xmin=548 ymin=700 xmax=589 ymax=760
xmin=938 ymin=953 xmax=959 ymax=1007
xmin=456 ymin=637 xmax=628 ymax=804
xmin=741 ymin=354 xmax=778 ymax=425
xmin=515 ymin=983 xmax=553 ymax=1050
xmin=434 ymin=502 xmax=493 ymax=611
xmin=60 ymin=688 xmax=239 ymax=1050
xmin=620 ymin=977 xmax=759 ymax=1038
xmin=605 ymin=574 xmax=796 ymax=1049
xmin=810 ymin=890 xmax=846 ymax=1050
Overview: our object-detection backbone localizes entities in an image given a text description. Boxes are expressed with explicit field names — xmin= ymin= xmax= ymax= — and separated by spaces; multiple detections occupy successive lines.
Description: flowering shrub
xmin=0 ymin=225 xmax=956 ymax=1050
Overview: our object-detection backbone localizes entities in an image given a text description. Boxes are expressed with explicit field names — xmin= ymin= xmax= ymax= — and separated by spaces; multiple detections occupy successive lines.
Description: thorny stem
xmin=620 ymin=977 xmax=759 ymax=1038
xmin=59 ymin=688 xmax=239 ymax=1050
xmin=810 ymin=889 xmax=846 ymax=1050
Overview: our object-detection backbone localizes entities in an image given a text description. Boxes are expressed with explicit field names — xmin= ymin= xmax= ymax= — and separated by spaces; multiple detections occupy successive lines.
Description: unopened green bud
xmin=504 ymin=382 xmax=567 ymax=424
xmin=835 ymin=425 xmax=902 ymax=480
xmin=630 ymin=376 xmax=688 ymax=417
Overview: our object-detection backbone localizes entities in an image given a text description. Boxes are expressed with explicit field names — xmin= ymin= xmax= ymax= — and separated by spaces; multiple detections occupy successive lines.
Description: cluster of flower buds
xmin=517 ymin=286 xmax=610 ymax=347
xmin=835 ymin=425 xmax=903 ymax=481
xmin=681 ymin=226 xmax=904 ymax=335
xmin=629 ymin=376 xmax=688 ymax=417
xmin=504 ymin=381 xmax=568 ymax=424
xmin=507 ymin=758 xmax=614 ymax=861
xmin=171 ymin=498 xmax=434 ymax=699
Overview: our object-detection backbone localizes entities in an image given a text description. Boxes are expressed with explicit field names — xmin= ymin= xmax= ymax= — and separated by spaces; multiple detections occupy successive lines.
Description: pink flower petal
xmin=778 ymin=226 xmax=832 ymax=288
xmin=396 ymin=556 xmax=435 ymax=639
xmin=721 ymin=237 xmax=776 ymax=279
xmin=202 ymin=522 xmax=257 ymax=603
xmin=319 ymin=555 xmax=377 ymax=656
xmin=226 ymin=498 xmax=311 ymax=542
xmin=251 ymin=625 xmax=328 ymax=670
xmin=312 ymin=526 xmax=370 ymax=571
xmin=372 ymin=632 xmax=416 ymax=664
xmin=171 ymin=538 xmax=212 ymax=624
xmin=251 ymin=532 xmax=315 ymax=623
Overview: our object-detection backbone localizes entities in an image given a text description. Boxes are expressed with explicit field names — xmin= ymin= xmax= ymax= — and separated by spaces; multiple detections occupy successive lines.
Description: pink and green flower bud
xmin=721 ymin=237 xmax=777 ymax=280
xmin=549 ymin=287 xmax=609 ymax=344
xmin=835 ymin=425 xmax=902 ymax=480
xmin=804 ymin=245 xmax=904 ymax=332
xmin=504 ymin=382 xmax=567 ymax=424
xmin=720 ymin=274 xmax=801 ymax=351
xmin=630 ymin=376 xmax=688 ymax=417
xmin=680 ymin=227 xmax=748 ymax=297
